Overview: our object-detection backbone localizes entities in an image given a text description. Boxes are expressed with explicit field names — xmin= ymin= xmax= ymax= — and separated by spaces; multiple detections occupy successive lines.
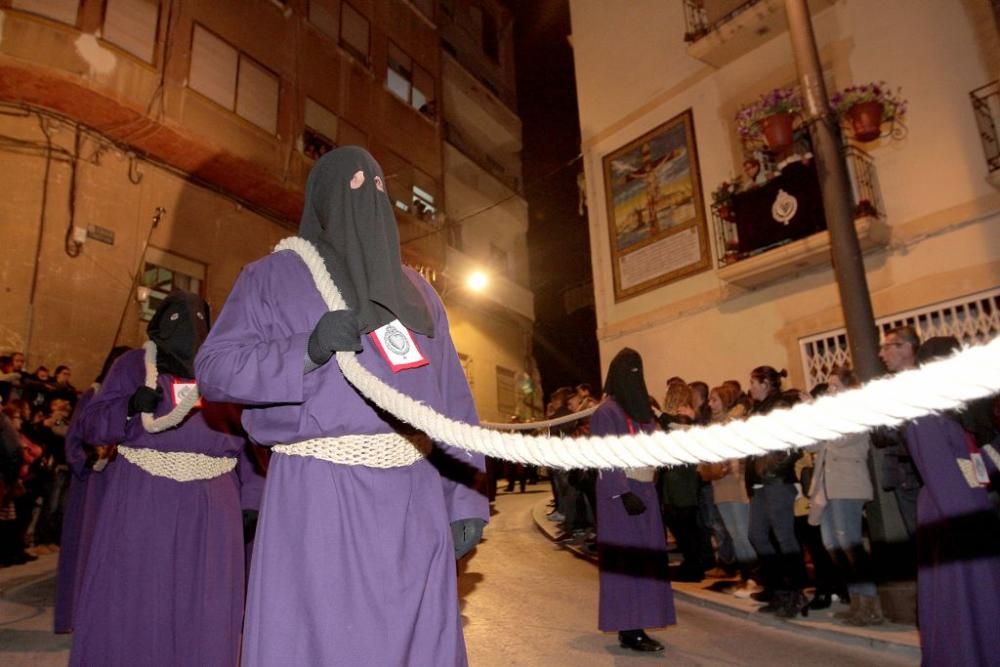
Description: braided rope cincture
xmin=273 ymin=434 xmax=431 ymax=468
xmin=274 ymin=237 xmax=1000 ymax=471
xmin=118 ymin=446 xmax=237 ymax=482
xmin=140 ymin=341 xmax=201 ymax=433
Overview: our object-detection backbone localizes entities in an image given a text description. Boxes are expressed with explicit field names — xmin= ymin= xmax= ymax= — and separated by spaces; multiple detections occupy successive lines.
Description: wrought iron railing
xmin=970 ymin=80 xmax=1000 ymax=174
xmin=711 ymin=144 xmax=884 ymax=267
xmin=683 ymin=0 xmax=761 ymax=42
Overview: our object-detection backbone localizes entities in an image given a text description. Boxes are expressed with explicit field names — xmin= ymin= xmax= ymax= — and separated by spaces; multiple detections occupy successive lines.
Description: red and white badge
xmin=171 ymin=380 xmax=203 ymax=408
xmin=369 ymin=319 xmax=428 ymax=372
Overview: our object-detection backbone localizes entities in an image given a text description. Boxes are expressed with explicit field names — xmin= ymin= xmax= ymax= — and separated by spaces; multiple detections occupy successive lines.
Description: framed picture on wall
xmin=602 ymin=108 xmax=710 ymax=301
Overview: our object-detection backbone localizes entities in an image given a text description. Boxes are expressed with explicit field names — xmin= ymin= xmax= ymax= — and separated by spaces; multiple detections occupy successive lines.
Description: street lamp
xmin=465 ymin=270 xmax=489 ymax=293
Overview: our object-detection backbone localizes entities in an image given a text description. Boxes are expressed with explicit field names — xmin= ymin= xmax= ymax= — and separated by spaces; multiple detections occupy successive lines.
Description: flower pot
xmin=847 ymin=101 xmax=884 ymax=142
xmin=760 ymin=112 xmax=795 ymax=151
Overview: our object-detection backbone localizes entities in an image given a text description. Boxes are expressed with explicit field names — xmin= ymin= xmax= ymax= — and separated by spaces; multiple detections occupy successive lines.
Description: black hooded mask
xmin=147 ymin=291 xmax=211 ymax=379
xmin=298 ymin=146 xmax=434 ymax=337
xmin=603 ymin=347 xmax=654 ymax=424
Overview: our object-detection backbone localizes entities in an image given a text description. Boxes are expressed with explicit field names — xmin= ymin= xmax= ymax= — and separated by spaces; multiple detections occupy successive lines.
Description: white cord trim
xmin=118 ymin=446 xmax=237 ymax=482
xmin=275 ymin=237 xmax=1000 ymax=470
xmin=273 ymin=434 xmax=430 ymax=468
xmin=140 ymin=341 xmax=200 ymax=433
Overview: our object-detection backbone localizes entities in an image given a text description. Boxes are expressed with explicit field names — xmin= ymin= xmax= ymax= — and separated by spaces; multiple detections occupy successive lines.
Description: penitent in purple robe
xmin=195 ymin=250 xmax=489 ymax=667
xmin=905 ymin=415 xmax=1000 ymax=667
xmin=54 ymin=388 xmax=111 ymax=633
xmin=69 ymin=349 xmax=245 ymax=667
xmin=591 ymin=398 xmax=676 ymax=633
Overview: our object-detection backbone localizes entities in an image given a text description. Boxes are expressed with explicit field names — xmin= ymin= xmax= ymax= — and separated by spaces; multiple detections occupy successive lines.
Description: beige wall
xmin=569 ymin=0 xmax=1000 ymax=391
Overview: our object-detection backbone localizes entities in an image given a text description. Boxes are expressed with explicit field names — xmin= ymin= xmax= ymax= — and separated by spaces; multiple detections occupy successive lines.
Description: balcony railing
xmin=443 ymin=121 xmax=522 ymax=194
xmin=711 ymin=145 xmax=884 ymax=267
xmin=683 ymin=0 xmax=760 ymax=42
xmin=970 ymin=81 xmax=1000 ymax=179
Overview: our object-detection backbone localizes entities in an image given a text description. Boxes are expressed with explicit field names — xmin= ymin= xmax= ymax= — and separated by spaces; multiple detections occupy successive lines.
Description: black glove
xmin=450 ymin=518 xmax=485 ymax=560
xmin=307 ymin=310 xmax=363 ymax=366
xmin=128 ymin=386 xmax=163 ymax=416
xmin=243 ymin=510 xmax=259 ymax=544
xmin=620 ymin=491 xmax=646 ymax=516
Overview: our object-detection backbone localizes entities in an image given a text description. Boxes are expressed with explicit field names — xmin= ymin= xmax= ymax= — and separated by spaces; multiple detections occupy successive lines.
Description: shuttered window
xmin=340 ymin=2 xmax=369 ymax=64
xmin=308 ymin=0 xmax=338 ymax=41
xmin=236 ymin=57 xmax=279 ymax=134
xmin=12 ymin=0 xmax=80 ymax=25
xmin=103 ymin=0 xmax=159 ymax=63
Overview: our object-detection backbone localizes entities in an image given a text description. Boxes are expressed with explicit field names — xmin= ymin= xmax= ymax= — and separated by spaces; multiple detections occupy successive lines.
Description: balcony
xmin=970 ymin=81 xmax=1000 ymax=189
xmin=443 ymin=122 xmax=522 ymax=194
xmin=682 ymin=0 xmax=836 ymax=68
xmin=711 ymin=146 xmax=888 ymax=288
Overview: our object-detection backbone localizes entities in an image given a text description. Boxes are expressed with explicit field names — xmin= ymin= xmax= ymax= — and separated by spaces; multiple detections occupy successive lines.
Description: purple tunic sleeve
xmin=590 ymin=401 xmax=631 ymax=498
xmin=64 ymin=389 xmax=96 ymax=479
xmin=196 ymin=264 xmax=311 ymax=406
xmin=78 ymin=350 xmax=147 ymax=447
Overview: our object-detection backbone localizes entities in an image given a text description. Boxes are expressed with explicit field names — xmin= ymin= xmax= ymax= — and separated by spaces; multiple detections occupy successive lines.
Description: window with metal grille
xmin=798 ymin=287 xmax=1000 ymax=389
xmin=496 ymin=365 xmax=516 ymax=417
xmin=139 ymin=249 xmax=206 ymax=321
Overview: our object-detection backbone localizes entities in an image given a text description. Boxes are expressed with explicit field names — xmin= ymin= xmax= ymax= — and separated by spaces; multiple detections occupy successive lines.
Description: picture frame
xmin=602 ymin=108 xmax=710 ymax=301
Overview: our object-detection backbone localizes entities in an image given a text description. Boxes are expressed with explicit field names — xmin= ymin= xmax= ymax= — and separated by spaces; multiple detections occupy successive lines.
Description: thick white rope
xmin=275 ymin=237 xmax=1000 ymax=470
xmin=140 ymin=341 xmax=200 ymax=433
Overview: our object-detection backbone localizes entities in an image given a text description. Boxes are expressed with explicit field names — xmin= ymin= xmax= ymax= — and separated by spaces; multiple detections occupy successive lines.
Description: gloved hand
xmin=243 ymin=510 xmax=260 ymax=543
xmin=307 ymin=310 xmax=363 ymax=367
xmin=128 ymin=386 xmax=163 ymax=416
xmin=450 ymin=518 xmax=485 ymax=560
xmin=620 ymin=491 xmax=646 ymax=516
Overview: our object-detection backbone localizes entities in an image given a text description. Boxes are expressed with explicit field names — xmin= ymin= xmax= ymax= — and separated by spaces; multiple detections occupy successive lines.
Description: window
xmin=412 ymin=168 xmax=438 ymax=222
xmin=386 ymin=42 xmax=435 ymax=117
xmin=103 ymin=0 xmax=160 ymax=63
xmin=496 ymin=365 xmax=516 ymax=417
xmin=139 ymin=249 xmax=205 ymax=321
xmin=340 ymin=2 xmax=370 ymax=65
xmin=380 ymin=151 xmax=439 ymax=219
xmin=12 ymin=0 xmax=79 ymax=25
xmin=189 ymin=24 xmax=280 ymax=134
xmin=308 ymin=0 xmax=338 ymax=41
xmin=303 ymin=98 xmax=339 ymax=160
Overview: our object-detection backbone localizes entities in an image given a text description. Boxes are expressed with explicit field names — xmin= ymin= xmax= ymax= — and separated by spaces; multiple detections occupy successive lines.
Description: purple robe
xmin=905 ymin=415 xmax=1000 ymax=667
xmin=195 ymin=250 xmax=489 ymax=666
xmin=592 ymin=399 xmax=676 ymax=632
xmin=69 ymin=349 xmax=245 ymax=667
xmin=55 ymin=388 xmax=114 ymax=633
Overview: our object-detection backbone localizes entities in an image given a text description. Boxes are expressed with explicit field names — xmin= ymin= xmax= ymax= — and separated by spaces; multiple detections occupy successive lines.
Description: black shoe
xmin=808 ymin=592 xmax=832 ymax=610
xmin=750 ymin=589 xmax=773 ymax=603
xmin=618 ymin=631 xmax=664 ymax=652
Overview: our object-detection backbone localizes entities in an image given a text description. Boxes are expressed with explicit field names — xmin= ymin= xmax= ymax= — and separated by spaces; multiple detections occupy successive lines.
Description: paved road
xmin=0 ymin=487 xmax=918 ymax=665
xmin=462 ymin=488 xmax=918 ymax=666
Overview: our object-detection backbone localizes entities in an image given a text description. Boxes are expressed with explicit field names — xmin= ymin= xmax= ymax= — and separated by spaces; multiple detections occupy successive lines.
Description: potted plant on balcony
xmin=831 ymin=81 xmax=908 ymax=143
xmin=735 ymin=87 xmax=803 ymax=152
xmin=711 ymin=179 xmax=738 ymax=221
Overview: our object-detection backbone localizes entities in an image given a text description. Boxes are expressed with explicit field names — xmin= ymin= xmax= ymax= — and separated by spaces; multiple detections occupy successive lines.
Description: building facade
xmin=0 ymin=0 xmax=535 ymax=422
xmin=569 ymin=0 xmax=1000 ymax=392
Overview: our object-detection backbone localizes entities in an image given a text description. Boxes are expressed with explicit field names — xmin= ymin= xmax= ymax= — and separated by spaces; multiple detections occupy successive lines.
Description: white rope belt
xmin=273 ymin=433 xmax=430 ymax=468
xmin=118 ymin=446 xmax=237 ymax=482
xmin=275 ymin=236 xmax=1000 ymax=471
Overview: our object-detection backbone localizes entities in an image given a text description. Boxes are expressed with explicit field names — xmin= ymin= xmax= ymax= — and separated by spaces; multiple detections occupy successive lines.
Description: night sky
xmin=507 ymin=0 xmax=601 ymax=400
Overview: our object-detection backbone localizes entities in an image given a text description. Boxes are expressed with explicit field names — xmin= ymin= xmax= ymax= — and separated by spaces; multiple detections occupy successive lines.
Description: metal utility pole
xmin=784 ymin=0 xmax=881 ymax=382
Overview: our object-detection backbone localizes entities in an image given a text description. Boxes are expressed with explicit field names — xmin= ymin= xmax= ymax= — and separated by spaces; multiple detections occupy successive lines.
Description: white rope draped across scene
xmin=275 ymin=237 xmax=1000 ymax=471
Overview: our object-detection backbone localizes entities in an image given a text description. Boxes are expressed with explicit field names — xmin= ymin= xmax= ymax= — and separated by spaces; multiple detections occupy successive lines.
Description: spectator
xmin=744 ymin=366 xmax=807 ymax=617
xmin=873 ymin=325 xmax=923 ymax=538
xmin=807 ymin=367 xmax=881 ymax=624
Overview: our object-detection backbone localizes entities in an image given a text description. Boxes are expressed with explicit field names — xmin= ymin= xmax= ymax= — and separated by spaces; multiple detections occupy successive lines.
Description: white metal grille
xmin=799 ymin=287 xmax=1000 ymax=389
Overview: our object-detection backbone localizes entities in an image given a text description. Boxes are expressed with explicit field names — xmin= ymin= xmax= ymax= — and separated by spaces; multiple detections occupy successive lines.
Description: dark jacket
xmin=744 ymin=392 xmax=800 ymax=493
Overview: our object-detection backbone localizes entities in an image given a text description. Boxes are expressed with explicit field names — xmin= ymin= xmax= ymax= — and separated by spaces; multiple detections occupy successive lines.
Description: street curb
xmin=528 ymin=497 xmax=921 ymax=659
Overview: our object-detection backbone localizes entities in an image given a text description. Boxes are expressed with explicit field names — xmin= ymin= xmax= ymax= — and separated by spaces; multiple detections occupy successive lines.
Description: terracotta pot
xmin=760 ymin=112 xmax=795 ymax=151
xmin=847 ymin=101 xmax=884 ymax=142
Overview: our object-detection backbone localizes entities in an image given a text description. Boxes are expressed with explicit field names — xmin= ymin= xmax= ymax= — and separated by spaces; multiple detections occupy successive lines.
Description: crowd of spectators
xmin=0 ymin=351 xmax=79 ymax=566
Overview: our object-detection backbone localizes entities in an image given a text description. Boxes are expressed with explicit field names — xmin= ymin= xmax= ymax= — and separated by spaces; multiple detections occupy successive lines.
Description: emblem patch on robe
xmin=171 ymin=380 xmax=203 ymax=408
xmin=369 ymin=320 xmax=429 ymax=372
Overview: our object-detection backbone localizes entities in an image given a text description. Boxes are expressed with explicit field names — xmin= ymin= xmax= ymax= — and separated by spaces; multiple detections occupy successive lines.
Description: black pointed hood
xmin=298 ymin=146 xmax=434 ymax=337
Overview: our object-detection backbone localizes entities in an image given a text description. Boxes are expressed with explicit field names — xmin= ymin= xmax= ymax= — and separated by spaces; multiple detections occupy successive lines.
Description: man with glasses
xmin=874 ymin=326 xmax=922 ymax=538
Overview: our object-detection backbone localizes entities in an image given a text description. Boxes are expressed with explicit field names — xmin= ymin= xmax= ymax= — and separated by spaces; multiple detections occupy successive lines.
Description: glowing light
xmin=466 ymin=271 xmax=489 ymax=292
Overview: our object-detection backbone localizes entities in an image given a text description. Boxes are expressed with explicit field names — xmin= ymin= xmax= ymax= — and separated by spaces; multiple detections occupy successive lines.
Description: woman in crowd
xmin=807 ymin=366 xmax=880 ymax=625
xmin=705 ymin=384 xmax=758 ymax=596
xmin=593 ymin=348 xmax=675 ymax=652
xmin=744 ymin=366 xmax=806 ymax=617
